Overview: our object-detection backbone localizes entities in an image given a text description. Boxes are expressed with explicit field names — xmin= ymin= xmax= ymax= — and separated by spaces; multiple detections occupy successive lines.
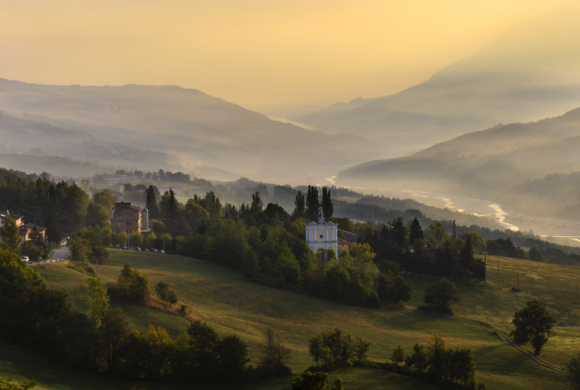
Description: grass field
xmin=1 ymin=250 xmax=579 ymax=390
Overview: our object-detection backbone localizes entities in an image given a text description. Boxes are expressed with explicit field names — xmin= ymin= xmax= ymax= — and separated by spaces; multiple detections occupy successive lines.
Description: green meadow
xmin=1 ymin=250 xmax=579 ymax=390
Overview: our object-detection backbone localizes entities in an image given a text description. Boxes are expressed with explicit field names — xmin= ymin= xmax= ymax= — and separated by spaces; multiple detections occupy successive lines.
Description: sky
xmin=0 ymin=0 xmax=577 ymax=113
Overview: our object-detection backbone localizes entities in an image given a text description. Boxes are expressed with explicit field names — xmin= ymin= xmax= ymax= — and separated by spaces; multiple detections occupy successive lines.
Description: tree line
xmin=0 ymin=245 xmax=291 ymax=384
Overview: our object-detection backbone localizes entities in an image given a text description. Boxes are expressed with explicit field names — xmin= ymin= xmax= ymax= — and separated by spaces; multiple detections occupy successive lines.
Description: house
xmin=338 ymin=238 xmax=350 ymax=253
xmin=19 ymin=223 xmax=49 ymax=248
xmin=111 ymin=202 xmax=149 ymax=236
xmin=0 ymin=210 xmax=23 ymax=229
xmin=342 ymin=230 xmax=358 ymax=243
xmin=305 ymin=217 xmax=338 ymax=259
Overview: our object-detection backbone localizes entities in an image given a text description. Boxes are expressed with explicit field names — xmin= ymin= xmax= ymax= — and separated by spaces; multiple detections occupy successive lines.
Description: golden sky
xmin=0 ymin=0 xmax=576 ymax=112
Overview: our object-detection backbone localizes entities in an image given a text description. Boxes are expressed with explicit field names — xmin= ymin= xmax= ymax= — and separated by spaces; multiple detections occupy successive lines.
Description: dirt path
xmin=470 ymin=319 xmax=565 ymax=372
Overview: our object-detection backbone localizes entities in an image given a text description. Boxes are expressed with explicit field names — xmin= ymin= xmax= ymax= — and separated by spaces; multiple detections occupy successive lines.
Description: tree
xmin=262 ymin=327 xmax=292 ymax=374
xmin=427 ymin=334 xmax=446 ymax=380
xmin=529 ymin=247 xmax=544 ymax=262
xmin=117 ymin=232 xmax=128 ymax=247
xmin=460 ymin=237 xmax=475 ymax=275
xmin=44 ymin=210 xmax=61 ymax=245
xmin=20 ymin=241 xmax=42 ymax=261
xmin=457 ymin=232 xmax=486 ymax=254
xmin=293 ymin=191 xmax=305 ymax=219
xmin=409 ymin=217 xmax=425 ymax=246
xmin=391 ymin=217 xmax=408 ymax=248
xmin=420 ymin=278 xmax=461 ymax=314
xmin=145 ymin=232 xmax=157 ymax=250
xmin=146 ymin=185 xmax=160 ymax=219
xmin=391 ymin=345 xmax=406 ymax=365
xmin=405 ymin=343 xmax=428 ymax=372
xmin=511 ymin=299 xmax=556 ymax=355
xmin=250 ymin=191 xmax=263 ymax=216
xmin=306 ymin=185 xmax=320 ymax=222
xmin=70 ymin=236 xmax=90 ymax=262
xmin=567 ymin=353 xmax=580 ymax=389
xmin=130 ymin=232 xmax=143 ymax=248
xmin=216 ymin=334 xmax=250 ymax=380
xmin=101 ymin=307 xmax=129 ymax=374
xmin=0 ymin=215 xmax=21 ymax=250
xmin=77 ymin=277 xmax=110 ymax=327
xmin=155 ymin=281 xmax=178 ymax=304
xmin=100 ymin=226 xmax=112 ymax=246
xmin=93 ymin=190 xmax=116 ymax=211
xmin=114 ymin=263 xmax=151 ymax=302
xmin=291 ymin=372 xmax=343 ymax=390
xmin=291 ymin=372 xmax=328 ymax=390
xmin=321 ymin=187 xmax=334 ymax=221
xmin=377 ymin=272 xmax=413 ymax=304
xmin=85 ymin=202 xmax=110 ymax=228
xmin=0 ymin=374 xmax=37 ymax=390
xmin=354 ymin=336 xmax=371 ymax=363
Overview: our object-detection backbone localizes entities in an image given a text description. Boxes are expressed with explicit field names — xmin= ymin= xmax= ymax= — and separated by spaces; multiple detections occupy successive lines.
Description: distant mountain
xmin=0 ymin=113 xmax=176 ymax=171
xmin=268 ymin=105 xmax=324 ymax=119
xmin=0 ymin=79 xmax=393 ymax=183
xmin=335 ymin=105 xmax=580 ymax=220
xmin=292 ymin=9 xmax=580 ymax=152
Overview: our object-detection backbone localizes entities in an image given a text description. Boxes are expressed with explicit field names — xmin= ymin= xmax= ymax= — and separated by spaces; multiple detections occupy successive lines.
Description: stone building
xmin=111 ymin=202 xmax=148 ymax=236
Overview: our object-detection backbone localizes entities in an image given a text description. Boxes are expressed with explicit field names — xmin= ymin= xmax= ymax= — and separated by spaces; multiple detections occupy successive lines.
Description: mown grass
xmin=3 ymin=250 xmax=578 ymax=390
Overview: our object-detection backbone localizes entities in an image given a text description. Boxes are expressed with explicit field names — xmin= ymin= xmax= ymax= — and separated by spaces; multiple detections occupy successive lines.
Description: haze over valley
xmin=4 ymin=3 xmax=580 ymax=390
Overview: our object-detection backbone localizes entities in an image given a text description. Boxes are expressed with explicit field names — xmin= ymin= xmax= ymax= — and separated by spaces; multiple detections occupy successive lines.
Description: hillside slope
xmin=23 ymin=250 xmax=580 ymax=390
xmin=293 ymin=9 xmax=580 ymax=152
xmin=335 ymin=105 xmax=580 ymax=221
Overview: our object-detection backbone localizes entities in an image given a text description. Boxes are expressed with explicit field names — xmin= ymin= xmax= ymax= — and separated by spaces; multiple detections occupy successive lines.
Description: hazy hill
xmin=292 ymin=9 xmax=580 ymax=153
xmin=0 ymin=79 xmax=391 ymax=184
xmin=0 ymin=113 xmax=176 ymax=171
xmin=335 ymin=105 xmax=580 ymax=220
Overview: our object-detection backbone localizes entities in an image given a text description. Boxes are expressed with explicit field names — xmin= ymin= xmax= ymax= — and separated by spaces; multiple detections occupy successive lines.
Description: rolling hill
xmin=0 ymin=79 xmax=392 ymax=184
xmin=4 ymin=249 xmax=578 ymax=389
xmin=292 ymin=9 xmax=580 ymax=153
xmin=335 ymin=105 xmax=580 ymax=221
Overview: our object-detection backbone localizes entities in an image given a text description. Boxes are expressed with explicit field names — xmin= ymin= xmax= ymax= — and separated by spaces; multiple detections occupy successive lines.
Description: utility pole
xmin=484 ymin=252 xmax=487 ymax=286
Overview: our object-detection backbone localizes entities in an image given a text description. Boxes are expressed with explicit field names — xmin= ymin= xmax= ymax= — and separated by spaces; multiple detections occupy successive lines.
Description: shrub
xmin=419 ymin=278 xmax=460 ymax=315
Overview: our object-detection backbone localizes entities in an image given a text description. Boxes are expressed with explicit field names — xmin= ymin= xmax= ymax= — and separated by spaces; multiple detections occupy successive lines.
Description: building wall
xmin=305 ymin=223 xmax=338 ymax=258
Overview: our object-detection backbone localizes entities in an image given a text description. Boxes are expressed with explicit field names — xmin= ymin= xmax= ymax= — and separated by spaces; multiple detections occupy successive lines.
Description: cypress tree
xmin=306 ymin=186 xmax=320 ymax=222
xmin=409 ymin=217 xmax=425 ymax=246
xmin=250 ymin=191 xmax=263 ymax=216
xmin=321 ymin=187 xmax=334 ymax=221
xmin=145 ymin=185 xmax=159 ymax=219
xmin=293 ymin=191 xmax=305 ymax=219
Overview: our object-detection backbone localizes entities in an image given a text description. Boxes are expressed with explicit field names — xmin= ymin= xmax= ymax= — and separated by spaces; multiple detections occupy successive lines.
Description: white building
xmin=305 ymin=217 xmax=338 ymax=258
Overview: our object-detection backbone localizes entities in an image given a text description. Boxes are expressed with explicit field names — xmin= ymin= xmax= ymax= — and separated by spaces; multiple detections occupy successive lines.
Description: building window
xmin=320 ymin=234 xmax=324 ymax=239
xmin=126 ymin=222 xmax=133 ymax=226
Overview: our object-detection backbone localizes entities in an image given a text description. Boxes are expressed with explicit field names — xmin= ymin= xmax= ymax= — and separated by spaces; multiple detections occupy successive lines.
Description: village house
xmin=0 ymin=210 xmax=23 ymax=229
xmin=19 ymin=223 xmax=49 ymax=248
xmin=111 ymin=202 xmax=149 ymax=236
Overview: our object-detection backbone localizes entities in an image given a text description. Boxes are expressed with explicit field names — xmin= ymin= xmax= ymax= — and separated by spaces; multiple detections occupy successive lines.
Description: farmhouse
xmin=305 ymin=217 xmax=338 ymax=259
xmin=111 ymin=202 xmax=149 ymax=235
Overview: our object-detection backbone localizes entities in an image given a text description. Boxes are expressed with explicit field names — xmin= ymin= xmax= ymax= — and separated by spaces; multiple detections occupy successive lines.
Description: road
xmin=28 ymin=247 xmax=71 ymax=266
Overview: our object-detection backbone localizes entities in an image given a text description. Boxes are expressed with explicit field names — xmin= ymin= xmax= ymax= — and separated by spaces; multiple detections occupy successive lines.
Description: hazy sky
xmin=0 ymin=0 xmax=577 ymax=112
